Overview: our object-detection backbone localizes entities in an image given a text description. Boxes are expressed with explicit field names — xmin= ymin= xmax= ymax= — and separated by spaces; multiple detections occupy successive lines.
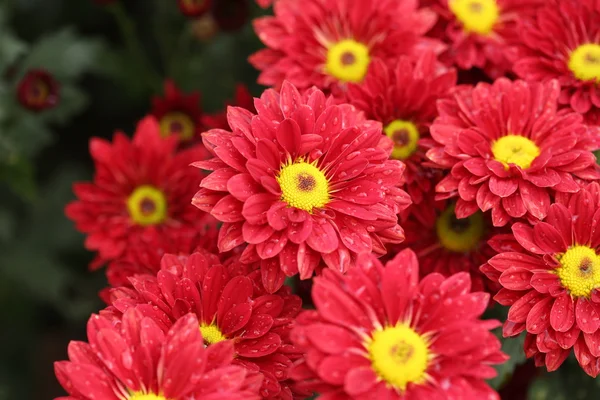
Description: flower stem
xmin=108 ymin=2 xmax=162 ymax=92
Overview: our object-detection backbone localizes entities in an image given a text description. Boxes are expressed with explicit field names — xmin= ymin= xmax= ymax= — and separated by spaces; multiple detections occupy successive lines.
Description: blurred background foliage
xmin=0 ymin=0 xmax=598 ymax=399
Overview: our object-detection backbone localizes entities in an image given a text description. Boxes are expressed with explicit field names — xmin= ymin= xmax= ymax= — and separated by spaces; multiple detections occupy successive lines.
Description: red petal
xmin=306 ymin=219 xmax=338 ymax=253
xmin=576 ymin=298 xmax=600 ymax=334
xmin=520 ymin=181 xmax=550 ymax=220
xmin=526 ymin=296 xmax=552 ymax=334
xmin=276 ymin=118 xmax=301 ymax=155
xmin=212 ymin=195 xmax=244 ymax=222
xmin=489 ymin=176 xmax=518 ymax=197
xmin=243 ymin=193 xmax=277 ymax=225
xmin=305 ymin=324 xmax=359 ymax=355
xmin=499 ymin=267 xmax=533 ymax=291
xmin=532 ymin=222 xmax=567 ymax=253
xmin=382 ymin=249 xmax=419 ymax=325
xmin=236 ymin=332 xmax=281 ymax=357
xmin=550 ymin=293 xmax=575 ymax=332
xmin=227 ymin=173 xmax=261 ymax=202
xmin=512 ymin=222 xmax=545 ymax=254
xmin=344 ymin=367 xmax=378 ymax=396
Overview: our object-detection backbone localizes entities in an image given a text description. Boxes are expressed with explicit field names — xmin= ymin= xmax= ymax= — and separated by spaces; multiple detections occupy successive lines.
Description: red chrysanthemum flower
xmin=290 ymin=250 xmax=507 ymax=399
xmin=106 ymin=250 xmax=307 ymax=399
xmin=249 ymin=0 xmax=442 ymax=97
xmin=151 ymin=80 xmax=205 ymax=142
xmin=65 ymin=116 xmax=209 ymax=272
xmin=511 ymin=0 xmax=600 ymax=123
xmin=481 ymin=182 xmax=600 ymax=377
xmin=55 ymin=308 xmax=262 ymax=400
xmin=202 ymin=84 xmax=256 ymax=130
xmin=394 ymin=197 xmax=500 ymax=293
xmin=427 ymin=78 xmax=600 ymax=227
xmin=192 ymin=82 xmax=411 ymax=292
xmin=177 ymin=0 xmax=212 ymax=17
xmin=17 ymin=69 xmax=59 ymax=112
xmin=346 ymin=52 xmax=456 ymax=204
xmin=425 ymin=0 xmax=542 ymax=78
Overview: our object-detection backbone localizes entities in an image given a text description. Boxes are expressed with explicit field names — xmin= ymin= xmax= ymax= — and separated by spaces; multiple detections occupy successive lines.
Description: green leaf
xmin=0 ymin=157 xmax=36 ymax=200
xmin=39 ymin=84 xmax=88 ymax=125
xmin=15 ymin=27 xmax=106 ymax=81
xmin=489 ymin=331 xmax=527 ymax=390
xmin=0 ymin=6 xmax=27 ymax=72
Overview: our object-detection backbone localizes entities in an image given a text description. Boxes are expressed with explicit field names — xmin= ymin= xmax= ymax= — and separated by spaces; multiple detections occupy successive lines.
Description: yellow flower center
xmin=491 ymin=135 xmax=540 ymax=170
xmin=200 ymin=323 xmax=227 ymax=345
xmin=325 ymin=39 xmax=371 ymax=83
xmin=126 ymin=185 xmax=168 ymax=226
xmin=159 ymin=111 xmax=195 ymax=140
xmin=436 ymin=205 xmax=484 ymax=253
xmin=568 ymin=43 xmax=600 ymax=82
xmin=367 ymin=324 xmax=430 ymax=391
xmin=555 ymin=246 xmax=600 ymax=298
xmin=384 ymin=120 xmax=420 ymax=160
xmin=129 ymin=393 xmax=169 ymax=400
xmin=449 ymin=0 xmax=499 ymax=35
xmin=276 ymin=161 xmax=329 ymax=212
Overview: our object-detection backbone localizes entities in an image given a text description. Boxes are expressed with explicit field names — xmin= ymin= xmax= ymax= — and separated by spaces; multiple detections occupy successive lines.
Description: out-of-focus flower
xmin=17 ymin=69 xmax=59 ymax=112
xmin=151 ymin=80 xmax=205 ymax=142
xmin=213 ymin=0 xmax=250 ymax=32
xmin=427 ymin=78 xmax=600 ymax=227
xmin=177 ymin=0 xmax=212 ymax=17
xmin=291 ymin=250 xmax=507 ymax=399
xmin=65 ymin=116 xmax=209 ymax=273
xmin=193 ymin=82 xmax=411 ymax=292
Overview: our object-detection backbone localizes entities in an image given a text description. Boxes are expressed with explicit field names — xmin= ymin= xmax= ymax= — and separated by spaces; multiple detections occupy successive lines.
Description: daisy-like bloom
xmin=512 ymin=0 xmax=600 ymax=122
xmin=54 ymin=308 xmax=262 ymax=400
xmin=202 ymin=84 xmax=255 ymax=130
xmin=17 ymin=69 xmax=59 ymax=111
xmin=426 ymin=0 xmax=542 ymax=78
xmin=290 ymin=249 xmax=507 ymax=399
xmin=192 ymin=82 xmax=411 ymax=292
xmin=396 ymin=197 xmax=499 ymax=293
xmin=107 ymin=250 xmax=306 ymax=399
xmin=346 ymin=52 xmax=456 ymax=204
xmin=65 ymin=116 xmax=209 ymax=271
xmin=481 ymin=182 xmax=600 ymax=377
xmin=249 ymin=0 xmax=441 ymax=97
xmin=151 ymin=80 xmax=205 ymax=141
xmin=427 ymin=78 xmax=600 ymax=227
xmin=177 ymin=0 xmax=212 ymax=17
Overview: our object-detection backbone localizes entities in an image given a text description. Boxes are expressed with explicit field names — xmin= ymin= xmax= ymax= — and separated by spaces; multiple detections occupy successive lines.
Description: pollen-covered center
xmin=367 ymin=325 xmax=430 ymax=391
xmin=129 ymin=393 xmax=169 ymax=400
xmin=159 ymin=111 xmax=195 ymax=140
xmin=277 ymin=161 xmax=329 ymax=212
xmin=126 ymin=185 xmax=168 ymax=226
xmin=436 ymin=204 xmax=484 ymax=253
xmin=325 ymin=39 xmax=371 ymax=83
xmin=449 ymin=0 xmax=499 ymax=35
xmin=555 ymin=246 xmax=600 ymax=298
xmin=384 ymin=120 xmax=420 ymax=160
xmin=568 ymin=43 xmax=600 ymax=82
xmin=491 ymin=135 xmax=540 ymax=170
xmin=200 ymin=323 xmax=227 ymax=345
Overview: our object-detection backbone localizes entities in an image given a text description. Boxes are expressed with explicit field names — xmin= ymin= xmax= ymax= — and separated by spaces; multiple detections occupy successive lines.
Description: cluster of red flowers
xmin=56 ymin=0 xmax=600 ymax=398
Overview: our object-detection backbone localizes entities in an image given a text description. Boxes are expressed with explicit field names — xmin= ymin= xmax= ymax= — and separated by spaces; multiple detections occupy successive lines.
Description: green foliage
xmin=529 ymin=357 xmax=600 ymax=400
